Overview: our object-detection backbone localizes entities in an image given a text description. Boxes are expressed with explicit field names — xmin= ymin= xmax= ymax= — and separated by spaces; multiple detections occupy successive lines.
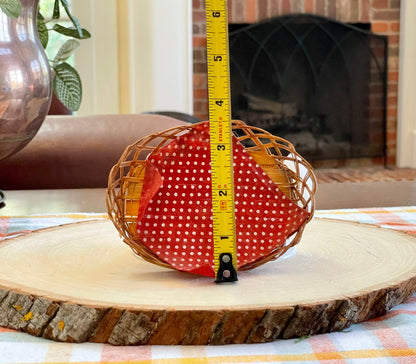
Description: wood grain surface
xmin=0 ymin=218 xmax=415 ymax=345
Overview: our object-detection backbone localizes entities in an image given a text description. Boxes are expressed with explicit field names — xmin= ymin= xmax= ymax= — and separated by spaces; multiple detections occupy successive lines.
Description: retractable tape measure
xmin=205 ymin=0 xmax=238 ymax=283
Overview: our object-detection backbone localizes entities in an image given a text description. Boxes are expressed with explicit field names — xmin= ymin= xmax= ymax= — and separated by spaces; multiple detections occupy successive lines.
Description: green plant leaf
xmin=52 ymin=0 xmax=60 ymax=19
xmin=0 ymin=0 xmax=22 ymax=18
xmin=294 ymin=335 xmax=311 ymax=343
xmin=37 ymin=16 xmax=49 ymax=49
xmin=52 ymin=24 xmax=91 ymax=39
xmin=59 ymin=0 xmax=82 ymax=38
xmin=52 ymin=39 xmax=79 ymax=67
xmin=53 ymin=62 xmax=82 ymax=112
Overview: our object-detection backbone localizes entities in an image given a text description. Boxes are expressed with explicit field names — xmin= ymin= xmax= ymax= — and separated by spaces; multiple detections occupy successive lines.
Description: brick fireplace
xmin=192 ymin=0 xmax=400 ymax=167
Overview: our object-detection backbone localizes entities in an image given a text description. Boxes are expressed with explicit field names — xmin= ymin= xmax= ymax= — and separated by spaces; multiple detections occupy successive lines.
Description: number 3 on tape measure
xmin=205 ymin=0 xmax=238 ymax=283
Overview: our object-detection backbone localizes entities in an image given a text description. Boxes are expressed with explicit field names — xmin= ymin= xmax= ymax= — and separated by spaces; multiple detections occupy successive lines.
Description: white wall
xmin=72 ymin=0 xmax=193 ymax=116
xmin=72 ymin=0 xmax=119 ymax=116
xmin=131 ymin=0 xmax=193 ymax=114
xmin=397 ymin=0 xmax=416 ymax=168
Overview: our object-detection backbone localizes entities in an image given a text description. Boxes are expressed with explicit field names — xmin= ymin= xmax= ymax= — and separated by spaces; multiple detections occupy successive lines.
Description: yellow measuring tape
xmin=205 ymin=0 xmax=238 ymax=282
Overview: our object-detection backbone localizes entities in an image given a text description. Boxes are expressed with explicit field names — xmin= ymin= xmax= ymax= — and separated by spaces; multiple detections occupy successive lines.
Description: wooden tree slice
xmin=0 ymin=218 xmax=415 ymax=345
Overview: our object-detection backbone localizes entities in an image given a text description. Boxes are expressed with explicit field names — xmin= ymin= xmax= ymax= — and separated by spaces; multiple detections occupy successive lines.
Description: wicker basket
xmin=106 ymin=120 xmax=317 ymax=272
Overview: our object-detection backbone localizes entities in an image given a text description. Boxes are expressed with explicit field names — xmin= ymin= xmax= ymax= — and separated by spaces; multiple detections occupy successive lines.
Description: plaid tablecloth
xmin=0 ymin=207 xmax=415 ymax=363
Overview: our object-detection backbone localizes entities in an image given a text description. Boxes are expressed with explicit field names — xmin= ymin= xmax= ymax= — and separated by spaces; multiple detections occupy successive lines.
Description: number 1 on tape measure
xmin=205 ymin=0 xmax=238 ymax=283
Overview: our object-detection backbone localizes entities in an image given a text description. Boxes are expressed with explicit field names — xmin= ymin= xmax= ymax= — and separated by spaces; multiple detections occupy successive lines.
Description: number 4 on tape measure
xmin=205 ymin=0 xmax=238 ymax=283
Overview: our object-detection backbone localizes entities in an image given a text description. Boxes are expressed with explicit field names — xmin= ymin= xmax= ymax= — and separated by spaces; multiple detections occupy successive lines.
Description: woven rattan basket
xmin=106 ymin=120 xmax=317 ymax=273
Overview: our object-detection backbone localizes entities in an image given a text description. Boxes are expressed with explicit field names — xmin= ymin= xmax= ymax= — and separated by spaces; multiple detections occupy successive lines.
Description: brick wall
xmin=193 ymin=0 xmax=400 ymax=166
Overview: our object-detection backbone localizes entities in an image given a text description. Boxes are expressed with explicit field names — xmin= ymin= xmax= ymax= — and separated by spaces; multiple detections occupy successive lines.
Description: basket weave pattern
xmin=106 ymin=120 xmax=317 ymax=271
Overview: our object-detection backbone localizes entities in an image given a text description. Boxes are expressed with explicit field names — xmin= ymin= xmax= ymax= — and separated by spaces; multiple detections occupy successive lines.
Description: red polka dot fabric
xmin=136 ymin=122 xmax=309 ymax=277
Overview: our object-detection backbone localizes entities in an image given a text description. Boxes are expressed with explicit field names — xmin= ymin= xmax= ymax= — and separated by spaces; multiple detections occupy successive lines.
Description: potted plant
xmin=0 ymin=0 xmax=90 ymax=112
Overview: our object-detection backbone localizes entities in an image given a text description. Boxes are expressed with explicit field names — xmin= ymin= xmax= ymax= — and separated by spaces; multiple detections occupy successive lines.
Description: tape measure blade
xmin=205 ymin=0 xmax=238 ymax=282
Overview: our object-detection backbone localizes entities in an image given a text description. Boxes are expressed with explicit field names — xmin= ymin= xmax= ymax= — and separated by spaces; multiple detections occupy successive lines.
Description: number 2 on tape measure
xmin=205 ymin=0 xmax=238 ymax=283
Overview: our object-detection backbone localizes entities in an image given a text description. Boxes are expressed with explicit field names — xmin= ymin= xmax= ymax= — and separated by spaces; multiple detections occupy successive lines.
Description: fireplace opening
xmin=229 ymin=14 xmax=388 ymax=164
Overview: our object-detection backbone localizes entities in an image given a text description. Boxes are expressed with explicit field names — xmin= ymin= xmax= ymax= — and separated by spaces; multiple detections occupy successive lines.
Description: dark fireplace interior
xmin=229 ymin=14 xmax=387 ymax=163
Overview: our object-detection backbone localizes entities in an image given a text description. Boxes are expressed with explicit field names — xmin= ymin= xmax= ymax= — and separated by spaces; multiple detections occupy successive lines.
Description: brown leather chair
xmin=0 ymin=114 xmax=190 ymax=189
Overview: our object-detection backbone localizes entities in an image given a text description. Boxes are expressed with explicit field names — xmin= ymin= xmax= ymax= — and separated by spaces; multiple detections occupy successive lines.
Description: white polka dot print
xmin=136 ymin=122 xmax=309 ymax=277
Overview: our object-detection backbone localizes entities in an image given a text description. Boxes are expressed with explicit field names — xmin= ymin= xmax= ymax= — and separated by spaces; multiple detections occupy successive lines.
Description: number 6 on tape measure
xmin=205 ymin=0 xmax=238 ymax=283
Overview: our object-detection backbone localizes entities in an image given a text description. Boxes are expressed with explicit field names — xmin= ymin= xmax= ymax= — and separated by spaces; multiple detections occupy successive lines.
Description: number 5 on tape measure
xmin=205 ymin=0 xmax=238 ymax=283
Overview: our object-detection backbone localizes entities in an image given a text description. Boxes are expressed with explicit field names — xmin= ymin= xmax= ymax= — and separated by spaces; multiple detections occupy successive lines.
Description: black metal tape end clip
xmin=215 ymin=253 xmax=238 ymax=283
